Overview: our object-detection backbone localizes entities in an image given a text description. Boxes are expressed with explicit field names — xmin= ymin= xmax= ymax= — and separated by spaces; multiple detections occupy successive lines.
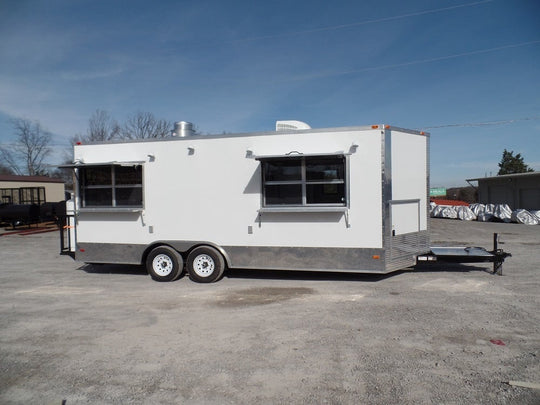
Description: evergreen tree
xmin=497 ymin=149 xmax=534 ymax=175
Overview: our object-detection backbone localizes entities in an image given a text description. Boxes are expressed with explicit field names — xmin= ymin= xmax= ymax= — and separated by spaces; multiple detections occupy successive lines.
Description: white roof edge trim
xmin=70 ymin=125 xmax=391 ymax=146
xmin=70 ymin=125 xmax=428 ymax=147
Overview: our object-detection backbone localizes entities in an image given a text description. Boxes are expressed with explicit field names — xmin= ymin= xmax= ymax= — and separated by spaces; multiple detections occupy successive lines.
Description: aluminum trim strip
xmin=75 ymin=242 xmax=391 ymax=273
xmin=387 ymin=126 xmax=430 ymax=136
xmin=76 ymin=243 xmax=146 ymax=265
xmin=223 ymin=246 xmax=386 ymax=272
xmin=76 ymin=239 xmax=427 ymax=274
xmin=426 ymin=134 xmax=431 ymax=240
xmin=382 ymin=129 xmax=392 ymax=252
xmin=228 ymin=265 xmax=394 ymax=274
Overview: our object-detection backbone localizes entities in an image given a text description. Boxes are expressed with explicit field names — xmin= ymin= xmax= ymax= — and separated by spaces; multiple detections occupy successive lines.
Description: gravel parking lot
xmin=0 ymin=218 xmax=538 ymax=404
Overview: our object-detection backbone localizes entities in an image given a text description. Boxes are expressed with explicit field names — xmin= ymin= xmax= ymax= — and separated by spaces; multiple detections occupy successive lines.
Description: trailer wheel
xmin=146 ymin=246 xmax=183 ymax=282
xmin=187 ymin=246 xmax=225 ymax=283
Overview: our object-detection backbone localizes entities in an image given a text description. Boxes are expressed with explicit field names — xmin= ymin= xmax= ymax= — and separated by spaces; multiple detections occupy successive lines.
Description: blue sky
xmin=0 ymin=0 xmax=538 ymax=186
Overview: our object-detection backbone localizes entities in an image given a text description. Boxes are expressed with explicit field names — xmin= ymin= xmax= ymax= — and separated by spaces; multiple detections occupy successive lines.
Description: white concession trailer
xmin=60 ymin=122 xmax=430 ymax=282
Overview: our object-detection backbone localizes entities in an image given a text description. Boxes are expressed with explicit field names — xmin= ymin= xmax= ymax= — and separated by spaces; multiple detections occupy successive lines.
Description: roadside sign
xmin=430 ymin=187 xmax=447 ymax=197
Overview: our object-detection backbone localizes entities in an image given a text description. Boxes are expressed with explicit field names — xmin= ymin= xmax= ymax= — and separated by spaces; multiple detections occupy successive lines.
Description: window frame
xmin=78 ymin=164 xmax=144 ymax=210
xmin=259 ymin=154 xmax=349 ymax=209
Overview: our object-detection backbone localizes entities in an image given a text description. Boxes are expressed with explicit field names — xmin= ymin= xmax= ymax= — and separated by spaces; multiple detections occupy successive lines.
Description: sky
xmin=0 ymin=0 xmax=539 ymax=186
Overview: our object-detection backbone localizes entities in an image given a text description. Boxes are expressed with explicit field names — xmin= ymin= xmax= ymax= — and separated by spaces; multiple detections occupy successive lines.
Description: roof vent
xmin=173 ymin=121 xmax=195 ymax=137
xmin=276 ymin=120 xmax=311 ymax=131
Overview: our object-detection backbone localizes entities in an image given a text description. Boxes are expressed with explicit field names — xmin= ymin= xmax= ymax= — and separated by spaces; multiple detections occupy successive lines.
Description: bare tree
xmin=121 ymin=111 xmax=172 ymax=139
xmin=71 ymin=109 xmax=120 ymax=144
xmin=0 ymin=162 xmax=14 ymax=175
xmin=50 ymin=160 xmax=75 ymax=189
xmin=0 ymin=148 xmax=20 ymax=175
xmin=70 ymin=109 xmax=173 ymax=147
xmin=0 ymin=118 xmax=51 ymax=175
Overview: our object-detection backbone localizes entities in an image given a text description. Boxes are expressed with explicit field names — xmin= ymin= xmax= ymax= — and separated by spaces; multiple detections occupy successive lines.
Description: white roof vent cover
xmin=276 ymin=120 xmax=311 ymax=131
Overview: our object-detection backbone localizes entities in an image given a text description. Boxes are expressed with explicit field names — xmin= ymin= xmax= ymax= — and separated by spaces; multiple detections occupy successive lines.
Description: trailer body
xmin=61 ymin=124 xmax=430 ymax=280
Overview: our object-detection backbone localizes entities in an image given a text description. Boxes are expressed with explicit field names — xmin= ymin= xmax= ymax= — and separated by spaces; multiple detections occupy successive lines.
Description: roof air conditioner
xmin=275 ymin=120 xmax=311 ymax=131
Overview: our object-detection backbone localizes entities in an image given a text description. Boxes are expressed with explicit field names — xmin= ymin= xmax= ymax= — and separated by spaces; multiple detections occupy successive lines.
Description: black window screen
xmin=261 ymin=156 xmax=346 ymax=207
xmin=80 ymin=165 xmax=143 ymax=208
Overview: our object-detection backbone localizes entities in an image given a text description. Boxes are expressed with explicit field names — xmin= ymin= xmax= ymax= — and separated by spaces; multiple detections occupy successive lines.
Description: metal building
xmin=467 ymin=172 xmax=540 ymax=210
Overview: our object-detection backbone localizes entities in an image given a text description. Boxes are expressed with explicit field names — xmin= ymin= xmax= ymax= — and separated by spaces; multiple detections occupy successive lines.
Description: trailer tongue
xmin=417 ymin=233 xmax=511 ymax=275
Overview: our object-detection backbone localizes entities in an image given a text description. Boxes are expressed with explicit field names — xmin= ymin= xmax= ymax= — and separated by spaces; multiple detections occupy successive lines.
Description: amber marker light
xmin=371 ymin=125 xmax=379 ymax=129
xmin=372 ymin=255 xmax=380 ymax=260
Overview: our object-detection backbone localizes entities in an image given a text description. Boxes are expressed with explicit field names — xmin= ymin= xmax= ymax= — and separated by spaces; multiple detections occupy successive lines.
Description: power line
xmin=419 ymin=116 xmax=540 ymax=130
xmin=233 ymin=0 xmax=494 ymax=43
xmin=0 ymin=142 xmax=70 ymax=148
xmin=284 ymin=39 xmax=540 ymax=81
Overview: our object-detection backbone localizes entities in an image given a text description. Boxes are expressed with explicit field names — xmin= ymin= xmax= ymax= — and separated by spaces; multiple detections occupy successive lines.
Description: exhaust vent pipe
xmin=173 ymin=121 xmax=195 ymax=137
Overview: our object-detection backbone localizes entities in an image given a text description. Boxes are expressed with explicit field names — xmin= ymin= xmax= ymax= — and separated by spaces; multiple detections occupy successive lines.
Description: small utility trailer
xmin=59 ymin=121 xmax=509 ymax=282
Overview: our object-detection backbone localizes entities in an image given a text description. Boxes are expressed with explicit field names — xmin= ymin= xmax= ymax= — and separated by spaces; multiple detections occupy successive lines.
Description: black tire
xmin=146 ymin=246 xmax=183 ymax=282
xmin=186 ymin=246 xmax=226 ymax=283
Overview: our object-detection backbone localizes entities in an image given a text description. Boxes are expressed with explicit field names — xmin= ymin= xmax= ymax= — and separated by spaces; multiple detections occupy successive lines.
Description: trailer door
xmin=388 ymin=199 xmax=421 ymax=269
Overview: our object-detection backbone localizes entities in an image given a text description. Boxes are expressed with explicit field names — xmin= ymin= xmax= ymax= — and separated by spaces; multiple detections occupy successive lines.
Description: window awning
xmin=254 ymin=152 xmax=348 ymax=161
xmin=58 ymin=161 xmax=145 ymax=169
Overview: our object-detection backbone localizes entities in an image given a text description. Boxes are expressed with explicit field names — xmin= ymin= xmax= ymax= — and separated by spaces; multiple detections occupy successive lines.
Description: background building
xmin=0 ymin=175 xmax=65 ymax=205
xmin=467 ymin=172 xmax=540 ymax=210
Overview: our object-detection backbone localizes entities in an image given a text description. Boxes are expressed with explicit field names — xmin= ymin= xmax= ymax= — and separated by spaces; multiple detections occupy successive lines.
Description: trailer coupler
xmin=417 ymin=233 xmax=511 ymax=275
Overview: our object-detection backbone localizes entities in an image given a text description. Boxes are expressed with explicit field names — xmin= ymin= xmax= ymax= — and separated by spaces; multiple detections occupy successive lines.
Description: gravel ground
xmin=0 ymin=218 xmax=538 ymax=404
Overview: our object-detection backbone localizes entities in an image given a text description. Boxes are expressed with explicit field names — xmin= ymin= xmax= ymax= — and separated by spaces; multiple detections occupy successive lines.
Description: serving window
xmin=261 ymin=155 xmax=347 ymax=207
xmin=79 ymin=165 xmax=143 ymax=208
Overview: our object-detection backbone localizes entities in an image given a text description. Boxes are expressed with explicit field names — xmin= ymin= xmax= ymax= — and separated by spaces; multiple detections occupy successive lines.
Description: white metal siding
xmin=74 ymin=129 xmax=385 ymax=249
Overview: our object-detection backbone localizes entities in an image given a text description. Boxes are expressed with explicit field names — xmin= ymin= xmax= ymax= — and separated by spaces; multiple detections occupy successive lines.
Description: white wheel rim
xmin=193 ymin=254 xmax=215 ymax=277
xmin=152 ymin=254 xmax=174 ymax=276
